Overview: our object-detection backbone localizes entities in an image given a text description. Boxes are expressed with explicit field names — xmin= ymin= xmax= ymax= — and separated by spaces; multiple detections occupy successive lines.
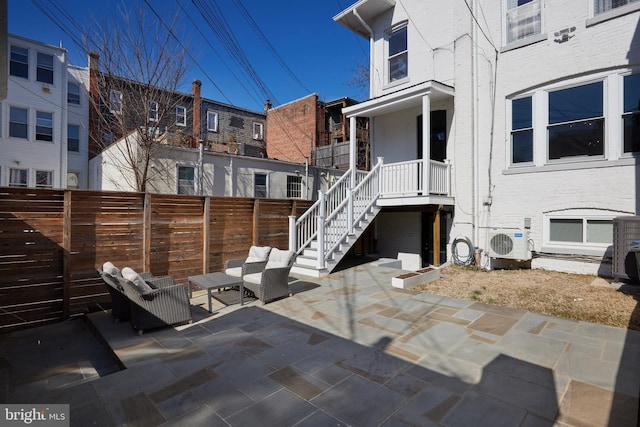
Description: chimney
xmin=264 ymin=99 xmax=272 ymax=112
xmin=88 ymin=51 xmax=100 ymax=158
xmin=192 ymin=79 xmax=202 ymax=149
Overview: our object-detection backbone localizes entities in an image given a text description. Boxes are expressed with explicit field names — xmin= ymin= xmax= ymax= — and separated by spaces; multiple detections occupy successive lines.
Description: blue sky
xmin=8 ymin=0 xmax=369 ymax=112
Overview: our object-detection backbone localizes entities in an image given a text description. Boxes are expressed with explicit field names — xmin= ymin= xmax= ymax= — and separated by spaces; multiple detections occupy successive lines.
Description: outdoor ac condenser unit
xmin=612 ymin=216 xmax=640 ymax=281
xmin=488 ymin=229 xmax=532 ymax=261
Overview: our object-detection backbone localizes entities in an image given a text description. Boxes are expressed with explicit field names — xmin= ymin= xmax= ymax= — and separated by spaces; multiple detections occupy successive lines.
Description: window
xmin=36 ymin=53 xmax=54 ymax=84
xmin=177 ymin=166 xmax=195 ymax=195
xmin=148 ymin=100 xmax=158 ymax=122
xmin=109 ymin=90 xmax=123 ymax=114
xmin=511 ymin=96 xmax=533 ymax=163
xmin=254 ymin=173 xmax=268 ymax=198
xmin=10 ymin=45 xmax=28 ymax=78
xmin=623 ymin=73 xmax=640 ymax=154
xmin=287 ymin=175 xmax=302 ymax=198
xmin=67 ymin=82 xmax=81 ymax=105
xmin=548 ymin=81 xmax=604 ymax=160
xmin=9 ymin=169 xmax=27 ymax=187
xmin=103 ymin=132 xmax=114 ymax=146
xmin=506 ymin=0 xmax=542 ymax=44
xmin=388 ymin=24 xmax=408 ymax=82
xmin=36 ymin=111 xmax=53 ymax=142
xmin=9 ymin=106 xmax=28 ymax=139
xmin=253 ymin=122 xmax=264 ymax=140
xmin=595 ymin=0 xmax=640 ymax=14
xmin=207 ymin=111 xmax=218 ymax=132
xmin=35 ymin=170 xmax=53 ymax=188
xmin=68 ymin=124 xmax=80 ymax=152
xmin=176 ymin=106 xmax=186 ymax=126
xmin=549 ymin=218 xmax=612 ymax=244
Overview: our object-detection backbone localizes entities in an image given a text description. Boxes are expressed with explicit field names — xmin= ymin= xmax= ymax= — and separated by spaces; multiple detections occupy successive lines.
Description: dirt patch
xmin=414 ymin=265 xmax=640 ymax=331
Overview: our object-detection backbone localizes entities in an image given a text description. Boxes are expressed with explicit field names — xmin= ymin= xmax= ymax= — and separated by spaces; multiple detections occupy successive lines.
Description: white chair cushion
xmin=243 ymin=272 xmax=262 ymax=285
xmin=122 ymin=267 xmax=154 ymax=293
xmin=102 ymin=261 xmax=119 ymax=276
xmin=246 ymin=246 xmax=271 ymax=263
xmin=225 ymin=266 xmax=242 ymax=277
xmin=265 ymin=248 xmax=295 ymax=270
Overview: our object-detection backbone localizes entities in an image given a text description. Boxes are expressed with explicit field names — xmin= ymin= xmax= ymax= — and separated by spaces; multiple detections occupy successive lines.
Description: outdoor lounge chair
xmin=242 ymin=248 xmax=296 ymax=304
xmin=224 ymin=245 xmax=272 ymax=278
xmin=97 ymin=262 xmax=154 ymax=322
xmin=119 ymin=267 xmax=193 ymax=335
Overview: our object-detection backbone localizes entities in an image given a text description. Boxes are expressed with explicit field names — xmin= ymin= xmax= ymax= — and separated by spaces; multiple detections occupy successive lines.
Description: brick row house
xmin=289 ymin=0 xmax=640 ymax=277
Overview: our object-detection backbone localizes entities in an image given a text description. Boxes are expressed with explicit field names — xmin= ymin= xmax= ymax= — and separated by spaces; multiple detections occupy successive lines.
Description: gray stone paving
xmin=2 ymin=262 xmax=640 ymax=426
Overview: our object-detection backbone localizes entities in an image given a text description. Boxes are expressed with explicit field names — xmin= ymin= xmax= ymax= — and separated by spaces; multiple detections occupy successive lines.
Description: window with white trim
xmin=9 ymin=169 xmax=27 ymax=187
xmin=623 ymin=73 xmax=640 ymax=154
xmin=548 ymin=218 xmax=612 ymax=244
xmin=253 ymin=122 xmax=264 ymax=140
xmin=68 ymin=124 xmax=80 ymax=152
xmin=207 ymin=111 xmax=218 ymax=132
xmin=548 ymin=81 xmax=604 ymax=160
xmin=177 ymin=166 xmax=195 ymax=195
xmin=35 ymin=170 xmax=53 ymax=188
xmin=36 ymin=52 xmax=54 ymax=84
xmin=511 ymin=96 xmax=533 ymax=164
xmin=176 ymin=106 xmax=186 ymax=126
xmin=67 ymin=82 xmax=81 ymax=105
xmin=387 ymin=23 xmax=408 ymax=83
xmin=36 ymin=111 xmax=53 ymax=142
xmin=287 ymin=175 xmax=302 ymax=198
xmin=595 ymin=0 xmax=640 ymax=14
xmin=9 ymin=106 xmax=28 ymax=139
xmin=148 ymin=100 xmax=158 ymax=122
xmin=254 ymin=173 xmax=268 ymax=198
xmin=10 ymin=45 xmax=28 ymax=79
xmin=506 ymin=0 xmax=542 ymax=44
xmin=109 ymin=90 xmax=123 ymax=114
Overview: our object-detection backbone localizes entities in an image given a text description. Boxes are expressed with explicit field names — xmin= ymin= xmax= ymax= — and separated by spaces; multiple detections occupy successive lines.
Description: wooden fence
xmin=0 ymin=187 xmax=312 ymax=333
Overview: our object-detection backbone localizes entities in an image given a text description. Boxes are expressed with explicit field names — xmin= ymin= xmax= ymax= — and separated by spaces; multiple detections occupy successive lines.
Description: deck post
xmin=422 ymin=95 xmax=431 ymax=195
xmin=349 ymin=115 xmax=357 ymax=188
xmin=288 ymin=215 xmax=296 ymax=252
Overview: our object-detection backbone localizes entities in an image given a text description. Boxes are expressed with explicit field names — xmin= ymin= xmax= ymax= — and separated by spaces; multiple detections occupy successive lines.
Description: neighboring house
xmin=290 ymin=0 xmax=640 ymax=277
xmin=0 ymin=34 xmax=89 ymax=189
xmin=266 ymin=94 xmax=369 ymax=169
xmin=91 ymin=131 xmax=342 ymax=199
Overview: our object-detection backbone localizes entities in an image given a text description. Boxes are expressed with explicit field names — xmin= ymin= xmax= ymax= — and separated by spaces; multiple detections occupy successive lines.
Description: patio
xmin=2 ymin=261 xmax=639 ymax=426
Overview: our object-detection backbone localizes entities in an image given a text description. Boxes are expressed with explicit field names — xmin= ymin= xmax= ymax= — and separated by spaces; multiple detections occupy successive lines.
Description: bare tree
xmin=87 ymin=6 xmax=192 ymax=193
xmin=347 ymin=60 xmax=370 ymax=99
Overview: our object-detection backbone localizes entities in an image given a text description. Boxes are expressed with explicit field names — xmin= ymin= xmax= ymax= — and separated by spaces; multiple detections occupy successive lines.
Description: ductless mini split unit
xmin=487 ymin=229 xmax=532 ymax=261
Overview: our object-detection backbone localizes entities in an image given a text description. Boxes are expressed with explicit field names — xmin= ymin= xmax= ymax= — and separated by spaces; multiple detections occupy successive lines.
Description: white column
xmin=288 ymin=215 xmax=296 ymax=252
xmin=422 ymin=94 xmax=431 ymax=194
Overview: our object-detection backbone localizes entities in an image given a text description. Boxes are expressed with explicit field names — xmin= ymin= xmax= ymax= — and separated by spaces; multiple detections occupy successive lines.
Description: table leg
xmin=188 ymin=280 xmax=192 ymax=298
xmin=240 ymin=282 xmax=244 ymax=306
xmin=207 ymin=289 xmax=212 ymax=313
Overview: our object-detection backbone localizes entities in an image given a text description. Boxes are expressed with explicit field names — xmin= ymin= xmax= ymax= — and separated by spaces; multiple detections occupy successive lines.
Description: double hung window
xmin=36 ymin=53 xmax=54 ymax=84
xmin=148 ymin=101 xmax=158 ymax=122
xmin=9 ymin=107 xmax=28 ymax=139
xmin=9 ymin=169 xmax=27 ymax=187
xmin=594 ymin=0 xmax=640 ymax=14
xmin=511 ymin=96 xmax=533 ymax=164
xmin=623 ymin=73 xmax=640 ymax=154
xmin=36 ymin=111 xmax=53 ymax=142
xmin=109 ymin=90 xmax=123 ymax=114
xmin=506 ymin=0 xmax=542 ymax=44
xmin=68 ymin=124 xmax=80 ymax=152
xmin=176 ymin=106 xmax=186 ymax=126
xmin=177 ymin=166 xmax=195 ymax=195
xmin=68 ymin=83 xmax=81 ymax=105
xmin=207 ymin=111 xmax=218 ymax=132
xmin=253 ymin=122 xmax=264 ymax=140
xmin=10 ymin=46 xmax=28 ymax=78
xmin=388 ymin=24 xmax=408 ymax=83
xmin=254 ymin=173 xmax=268 ymax=198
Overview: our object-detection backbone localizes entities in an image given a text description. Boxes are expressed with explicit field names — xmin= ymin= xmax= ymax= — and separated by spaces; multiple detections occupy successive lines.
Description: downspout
xmin=472 ymin=0 xmax=480 ymax=248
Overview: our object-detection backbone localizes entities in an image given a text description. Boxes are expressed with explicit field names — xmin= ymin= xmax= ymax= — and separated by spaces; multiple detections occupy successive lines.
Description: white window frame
xmin=35 ymin=170 xmax=54 ymax=189
xmin=36 ymin=52 xmax=54 ymax=84
xmin=254 ymin=172 xmax=268 ymax=198
xmin=148 ymin=100 xmax=159 ymax=122
xmin=176 ymin=105 xmax=187 ymax=126
xmin=253 ymin=122 xmax=264 ymax=140
xmin=505 ymin=0 xmax=543 ymax=45
xmin=109 ymin=90 xmax=123 ymax=114
xmin=10 ymin=45 xmax=29 ymax=79
xmin=9 ymin=106 xmax=28 ymax=139
xmin=177 ymin=165 xmax=195 ymax=195
xmin=594 ymin=0 xmax=640 ymax=15
xmin=36 ymin=110 xmax=54 ymax=142
xmin=67 ymin=82 xmax=81 ymax=105
xmin=386 ymin=22 xmax=408 ymax=85
xmin=9 ymin=168 xmax=28 ymax=187
xmin=509 ymin=95 xmax=534 ymax=165
xmin=542 ymin=210 xmax=617 ymax=255
xmin=207 ymin=111 xmax=218 ymax=132
xmin=286 ymin=175 xmax=302 ymax=199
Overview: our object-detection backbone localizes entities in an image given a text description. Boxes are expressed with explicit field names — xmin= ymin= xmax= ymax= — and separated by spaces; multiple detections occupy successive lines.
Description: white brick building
xmin=293 ymin=0 xmax=640 ymax=276
xmin=0 ymin=34 xmax=89 ymax=189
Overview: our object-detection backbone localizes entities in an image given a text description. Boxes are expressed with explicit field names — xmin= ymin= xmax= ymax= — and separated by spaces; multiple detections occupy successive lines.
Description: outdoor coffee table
xmin=188 ymin=272 xmax=244 ymax=313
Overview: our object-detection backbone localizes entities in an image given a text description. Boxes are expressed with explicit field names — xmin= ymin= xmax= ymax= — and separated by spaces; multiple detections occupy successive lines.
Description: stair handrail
xmin=323 ymin=160 xmax=382 ymax=261
xmin=292 ymin=169 xmax=352 ymax=254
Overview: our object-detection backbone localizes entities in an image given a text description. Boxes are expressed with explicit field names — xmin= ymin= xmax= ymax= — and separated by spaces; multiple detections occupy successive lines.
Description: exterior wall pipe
xmin=472 ymin=0 xmax=480 ymax=248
